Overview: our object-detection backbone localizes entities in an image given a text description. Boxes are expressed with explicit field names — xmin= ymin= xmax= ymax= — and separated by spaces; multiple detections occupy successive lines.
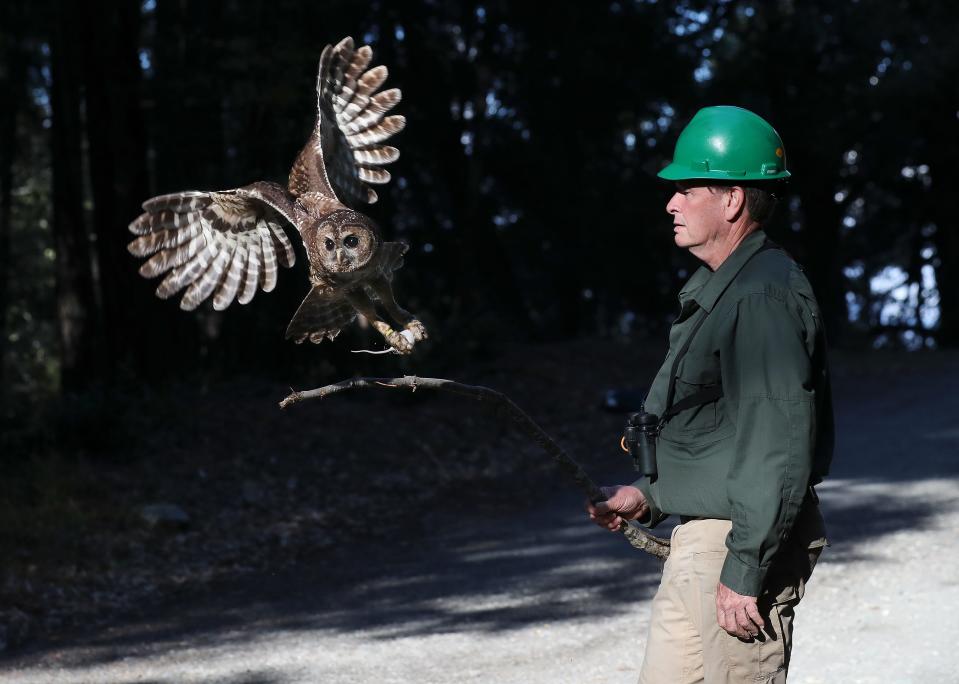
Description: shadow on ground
xmin=111 ymin=675 xmax=281 ymax=684
xmin=2 ymin=350 xmax=957 ymax=674
xmin=6 ymin=496 xmax=665 ymax=670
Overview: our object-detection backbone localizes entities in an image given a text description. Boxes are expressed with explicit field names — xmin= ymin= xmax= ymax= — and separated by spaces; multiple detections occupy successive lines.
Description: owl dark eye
xmin=324 ymin=238 xmax=335 ymax=251
xmin=343 ymin=235 xmax=359 ymax=248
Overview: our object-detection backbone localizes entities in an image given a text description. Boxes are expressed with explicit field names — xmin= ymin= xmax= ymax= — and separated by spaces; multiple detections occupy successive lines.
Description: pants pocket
xmin=719 ymin=600 xmax=791 ymax=683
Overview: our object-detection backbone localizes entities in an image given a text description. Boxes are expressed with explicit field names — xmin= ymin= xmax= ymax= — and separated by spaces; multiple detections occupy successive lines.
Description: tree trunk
xmin=50 ymin=1 xmax=100 ymax=391
xmin=0 ymin=5 xmax=25 ymax=385
xmin=81 ymin=0 xmax=160 ymax=380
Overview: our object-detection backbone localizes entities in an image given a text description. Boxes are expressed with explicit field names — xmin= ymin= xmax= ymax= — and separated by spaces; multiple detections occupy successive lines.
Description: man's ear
xmin=723 ymin=186 xmax=747 ymax=222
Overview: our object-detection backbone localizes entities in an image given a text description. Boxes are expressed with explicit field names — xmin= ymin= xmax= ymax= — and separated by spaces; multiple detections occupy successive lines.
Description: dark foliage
xmin=2 ymin=0 xmax=957 ymax=397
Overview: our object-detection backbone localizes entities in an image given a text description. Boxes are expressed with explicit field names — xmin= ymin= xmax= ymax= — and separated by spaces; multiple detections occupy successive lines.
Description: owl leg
xmin=344 ymin=289 xmax=415 ymax=354
xmin=369 ymin=277 xmax=428 ymax=342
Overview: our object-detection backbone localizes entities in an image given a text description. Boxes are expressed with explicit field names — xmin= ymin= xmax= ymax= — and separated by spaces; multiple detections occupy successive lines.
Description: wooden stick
xmin=280 ymin=375 xmax=670 ymax=560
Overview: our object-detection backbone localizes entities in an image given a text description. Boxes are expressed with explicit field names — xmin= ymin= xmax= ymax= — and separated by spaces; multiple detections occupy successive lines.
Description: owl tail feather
xmin=285 ymin=286 xmax=357 ymax=345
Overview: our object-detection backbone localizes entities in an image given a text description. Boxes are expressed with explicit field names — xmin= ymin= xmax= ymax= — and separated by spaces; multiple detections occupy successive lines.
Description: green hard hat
xmin=658 ymin=106 xmax=790 ymax=182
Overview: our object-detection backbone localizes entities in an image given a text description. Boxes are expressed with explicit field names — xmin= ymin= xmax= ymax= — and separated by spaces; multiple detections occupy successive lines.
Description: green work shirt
xmin=634 ymin=229 xmax=833 ymax=597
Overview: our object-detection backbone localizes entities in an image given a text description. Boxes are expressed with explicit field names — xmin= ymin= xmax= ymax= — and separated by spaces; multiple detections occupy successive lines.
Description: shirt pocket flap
xmin=676 ymin=353 xmax=721 ymax=387
xmin=663 ymin=353 xmax=723 ymax=437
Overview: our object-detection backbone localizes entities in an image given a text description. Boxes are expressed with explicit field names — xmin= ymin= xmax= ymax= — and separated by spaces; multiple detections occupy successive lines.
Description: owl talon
xmin=405 ymin=320 xmax=428 ymax=342
xmin=386 ymin=329 xmax=415 ymax=354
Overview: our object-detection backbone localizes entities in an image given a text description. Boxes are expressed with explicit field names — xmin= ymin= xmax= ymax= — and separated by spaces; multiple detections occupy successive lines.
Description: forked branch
xmin=280 ymin=375 xmax=670 ymax=560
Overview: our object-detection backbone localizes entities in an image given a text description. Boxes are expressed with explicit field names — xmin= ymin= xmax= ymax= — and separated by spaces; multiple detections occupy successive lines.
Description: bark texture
xmin=50 ymin=2 xmax=99 ymax=390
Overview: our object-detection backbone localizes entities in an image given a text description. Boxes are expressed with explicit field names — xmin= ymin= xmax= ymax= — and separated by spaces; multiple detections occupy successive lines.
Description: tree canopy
xmin=1 ymin=0 xmax=956 ymax=397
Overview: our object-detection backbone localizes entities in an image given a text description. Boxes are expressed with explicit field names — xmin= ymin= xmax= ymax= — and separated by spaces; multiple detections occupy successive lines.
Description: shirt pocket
xmin=665 ymin=352 xmax=722 ymax=436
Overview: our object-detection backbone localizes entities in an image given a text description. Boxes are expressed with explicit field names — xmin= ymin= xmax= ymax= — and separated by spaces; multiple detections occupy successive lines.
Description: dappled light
xmin=1 ymin=1 xmax=958 ymax=682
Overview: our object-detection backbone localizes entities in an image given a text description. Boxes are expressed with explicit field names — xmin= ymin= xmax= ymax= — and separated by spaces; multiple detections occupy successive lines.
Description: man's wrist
xmin=631 ymin=478 xmax=664 ymax=528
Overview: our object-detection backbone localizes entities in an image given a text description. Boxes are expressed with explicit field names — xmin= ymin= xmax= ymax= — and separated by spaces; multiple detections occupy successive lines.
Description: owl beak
xmin=335 ymin=248 xmax=345 ymax=266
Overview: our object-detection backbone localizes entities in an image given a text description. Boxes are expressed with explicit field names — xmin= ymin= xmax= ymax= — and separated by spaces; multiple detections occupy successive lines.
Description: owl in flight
xmin=127 ymin=37 xmax=427 ymax=353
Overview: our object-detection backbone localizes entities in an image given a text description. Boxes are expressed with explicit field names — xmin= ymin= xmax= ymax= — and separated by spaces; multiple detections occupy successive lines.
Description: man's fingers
xmin=717 ymin=604 xmax=752 ymax=638
xmin=744 ymin=601 xmax=766 ymax=633
xmin=585 ymin=499 xmax=615 ymax=516
xmin=722 ymin=609 xmax=745 ymax=638
xmin=585 ymin=503 xmax=622 ymax=531
xmin=588 ymin=510 xmax=614 ymax=523
xmin=735 ymin=607 xmax=755 ymax=638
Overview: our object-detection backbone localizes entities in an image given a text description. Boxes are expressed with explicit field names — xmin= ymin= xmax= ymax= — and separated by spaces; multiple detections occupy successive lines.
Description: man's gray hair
xmin=708 ymin=184 xmax=779 ymax=225
xmin=742 ymin=186 xmax=778 ymax=224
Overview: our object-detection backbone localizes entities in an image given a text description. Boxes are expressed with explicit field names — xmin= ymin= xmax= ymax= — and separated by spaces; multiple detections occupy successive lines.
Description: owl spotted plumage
xmin=127 ymin=37 xmax=427 ymax=353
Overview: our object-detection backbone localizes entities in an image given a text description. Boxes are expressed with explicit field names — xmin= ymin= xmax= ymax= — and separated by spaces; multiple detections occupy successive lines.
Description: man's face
xmin=665 ymin=182 xmax=728 ymax=252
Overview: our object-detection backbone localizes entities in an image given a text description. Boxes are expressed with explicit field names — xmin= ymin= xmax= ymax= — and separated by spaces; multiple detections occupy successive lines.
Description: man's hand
xmin=716 ymin=581 xmax=765 ymax=639
xmin=585 ymin=485 xmax=649 ymax=531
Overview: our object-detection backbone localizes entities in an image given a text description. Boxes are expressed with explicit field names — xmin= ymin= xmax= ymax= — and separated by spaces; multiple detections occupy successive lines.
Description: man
xmin=587 ymin=106 xmax=832 ymax=683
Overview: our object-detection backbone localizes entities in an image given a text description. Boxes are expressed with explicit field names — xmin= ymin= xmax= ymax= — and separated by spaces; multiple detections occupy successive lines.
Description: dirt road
xmin=3 ymin=353 xmax=958 ymax=683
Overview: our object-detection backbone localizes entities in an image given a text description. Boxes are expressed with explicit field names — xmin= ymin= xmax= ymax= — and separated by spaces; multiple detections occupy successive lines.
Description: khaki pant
xmin=638 ymin=507 xmax=825 ymax=684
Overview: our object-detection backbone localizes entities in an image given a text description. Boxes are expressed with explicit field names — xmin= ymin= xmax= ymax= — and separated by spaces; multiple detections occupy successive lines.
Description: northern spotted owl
xmin=127 ymin=37 xmax=427 ymax=353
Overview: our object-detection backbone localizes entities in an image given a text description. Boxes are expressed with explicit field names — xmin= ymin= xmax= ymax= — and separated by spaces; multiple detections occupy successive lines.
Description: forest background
xmin=1 ymin=0 xmax=957 ymax=647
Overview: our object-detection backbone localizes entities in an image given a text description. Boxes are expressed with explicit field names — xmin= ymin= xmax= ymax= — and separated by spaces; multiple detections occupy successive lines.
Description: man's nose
xmin=666 ymin=192 xmax=682 ymax=215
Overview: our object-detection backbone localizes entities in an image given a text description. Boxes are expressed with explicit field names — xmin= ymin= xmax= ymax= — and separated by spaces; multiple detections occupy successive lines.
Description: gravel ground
xmin=2 ymin=351 xmax=957 ymax=683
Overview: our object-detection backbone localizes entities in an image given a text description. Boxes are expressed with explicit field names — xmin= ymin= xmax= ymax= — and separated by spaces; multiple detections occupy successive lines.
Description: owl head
xmin=305 ymin=209 xmax=379 ymax=274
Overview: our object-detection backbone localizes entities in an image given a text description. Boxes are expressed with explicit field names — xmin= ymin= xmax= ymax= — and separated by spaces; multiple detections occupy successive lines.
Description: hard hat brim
xmin=657 ymin=162 xmax=791 ymax=182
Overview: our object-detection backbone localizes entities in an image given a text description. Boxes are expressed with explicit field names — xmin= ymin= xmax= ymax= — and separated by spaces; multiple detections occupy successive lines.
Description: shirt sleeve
xmin=632 ymin=475 xmax=669 ymax=528
xmin=718 ymin=291 xmax=817 ymax=596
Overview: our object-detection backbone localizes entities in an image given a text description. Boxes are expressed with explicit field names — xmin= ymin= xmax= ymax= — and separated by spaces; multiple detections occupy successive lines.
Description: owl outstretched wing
xmin=285 ymin=285 xmax=357 ymax=344
xmin=128 ymin=181 xmax=298 ymax=311
xmin=288 ymin=36 xmax=405 ymax=207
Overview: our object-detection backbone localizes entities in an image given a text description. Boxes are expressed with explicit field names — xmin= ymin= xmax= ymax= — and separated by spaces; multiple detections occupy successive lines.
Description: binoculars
xmin=624 ymin=410 xmax=660 ymax=479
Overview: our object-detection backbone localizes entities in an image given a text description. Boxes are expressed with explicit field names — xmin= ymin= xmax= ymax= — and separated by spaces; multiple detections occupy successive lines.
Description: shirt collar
xmin=679 ymin=230 xmax=768 ymax=313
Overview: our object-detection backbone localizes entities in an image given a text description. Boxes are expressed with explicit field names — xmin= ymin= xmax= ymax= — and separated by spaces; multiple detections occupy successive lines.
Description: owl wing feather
xmin=287 ymin=36 xmax=405 ymax=207
xmin=128 ymin=181 xmax=299 ymax=311
xmin=285 ymin=284 xmax=357 ymax=344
